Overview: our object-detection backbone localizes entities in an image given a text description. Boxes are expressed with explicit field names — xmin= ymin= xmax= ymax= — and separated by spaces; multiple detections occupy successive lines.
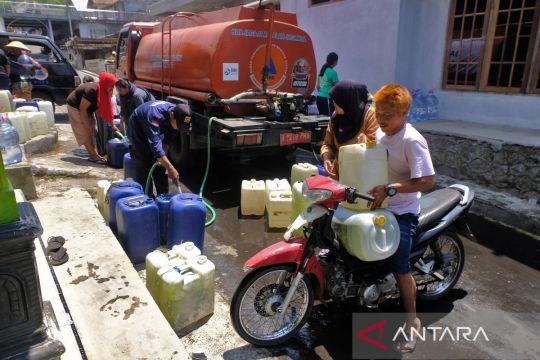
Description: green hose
xmin=115 ymin=131 xmax=127 ymax=141
xmin=200 ymin=117 xmax=217 ymax=227
xmin=145 ymin=163 xmax=158 ymax=197
xmin=144 ymin=117 xmax=218 ymax=227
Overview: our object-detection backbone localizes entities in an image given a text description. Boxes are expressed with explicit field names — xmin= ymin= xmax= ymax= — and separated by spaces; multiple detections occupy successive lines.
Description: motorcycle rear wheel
xmin=230 ymin=265 xmax=314 ymax=346
xmin=416 ymin=230 xmax=465 ymax=301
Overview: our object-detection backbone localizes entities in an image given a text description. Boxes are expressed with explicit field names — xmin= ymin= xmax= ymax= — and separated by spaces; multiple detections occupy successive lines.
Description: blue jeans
xmin=390 ymin=213 xmax=419 ymax=274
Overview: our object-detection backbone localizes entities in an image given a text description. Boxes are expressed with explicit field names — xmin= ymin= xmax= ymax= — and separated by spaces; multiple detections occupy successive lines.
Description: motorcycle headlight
xmin=302 ymin=182 xmax=332 ymax=202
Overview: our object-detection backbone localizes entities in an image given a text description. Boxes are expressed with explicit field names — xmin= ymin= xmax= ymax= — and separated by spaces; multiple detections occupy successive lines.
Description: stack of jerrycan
xmin=106 ymin=180 xmax=144 ymax=235
xmin=97 ymin=180 xmax=111 ymax=218
xmin=146 ymin=242 xmax=201 ymax=300
xmin=146 ymin=242 xmax=215 ymax=332
xmin=167 ymin=194 xmax=206 ymax=251
xmin=107 ymin=138 xmax=129 ymax=168
xmin=156 ymin=193 xmax=176 ymax=245
xmin=15 ymin=105 xmax=48 ymax=138
xmin=7 ymin=112 xmax=30 ymax=143
xmin=0 ymin=90 xmax=14 ymax=113
xmin=332 ymin=140 xmax=400 ymax=261
xmin=35 ymin=100 xmax=55 ymax=126
xmin=116 ymin=194 xmax=160 ymax=263
xmin=240 ymin=179 xmax=265 ymax=216
xmin=290 ymin=163 xmax=318 ymax=185
xmin=123 ymin=153 xmax=136 ymax=179
xmin=265 ymin=178 xmax=292 ymax=228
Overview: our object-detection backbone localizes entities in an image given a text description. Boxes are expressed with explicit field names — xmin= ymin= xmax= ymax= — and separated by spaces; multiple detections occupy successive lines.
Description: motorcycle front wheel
xmin=230 ymin=265 xmax=314 ymax=346
xmin=415 ymin=230 xmax=465 ymax=301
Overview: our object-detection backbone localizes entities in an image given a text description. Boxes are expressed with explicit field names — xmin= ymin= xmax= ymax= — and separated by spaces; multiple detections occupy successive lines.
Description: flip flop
xmin=46 ymin=236 xmax=65 ymax=254
xmin=49 ymin=247 xmax=69 ymax=266
xmin=88 ymin=158 xmax=107 ymax=165
xmin=393 ymin=321 xmax=421 ymax=354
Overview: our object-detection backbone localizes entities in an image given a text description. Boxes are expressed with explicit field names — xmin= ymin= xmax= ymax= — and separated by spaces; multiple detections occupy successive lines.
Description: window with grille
xmin=444 ymin=0 xmax=540 ymax=94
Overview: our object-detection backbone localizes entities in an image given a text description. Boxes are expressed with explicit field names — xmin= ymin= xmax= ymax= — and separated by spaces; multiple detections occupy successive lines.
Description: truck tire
xmin=168 ymin=132 xmax=198 ymax=169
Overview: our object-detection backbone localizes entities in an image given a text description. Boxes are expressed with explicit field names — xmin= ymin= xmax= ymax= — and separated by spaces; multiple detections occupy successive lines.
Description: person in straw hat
xmin=4 ymin=41 xmax=41 ymax=100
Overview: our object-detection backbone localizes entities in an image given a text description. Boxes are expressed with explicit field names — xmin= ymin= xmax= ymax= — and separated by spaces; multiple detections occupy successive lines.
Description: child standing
xmin=369 ymin=83 xmax=435 ymax=353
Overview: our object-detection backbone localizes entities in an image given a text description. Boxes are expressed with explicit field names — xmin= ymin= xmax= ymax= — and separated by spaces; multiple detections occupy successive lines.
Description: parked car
xmin=0 ymin=32 xmax=80 ymax=105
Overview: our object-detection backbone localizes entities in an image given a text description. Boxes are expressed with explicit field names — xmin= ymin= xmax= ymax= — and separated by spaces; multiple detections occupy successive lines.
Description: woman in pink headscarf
xmin=66 ymin=72 xmax=117 ymax=164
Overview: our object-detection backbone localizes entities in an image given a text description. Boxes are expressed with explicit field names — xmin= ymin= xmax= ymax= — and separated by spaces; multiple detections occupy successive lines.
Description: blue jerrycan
xmin=116 ymin=194 xmax=160 ymax=263
xmin=107 ymin=138 xmax=129 ymax=168
xmin=167 ymin=194 xmax=206 ymax=251
xmin=156 ymin=193 xmax=176 ymax=246
xmin=123 ymin=152 xmax=136 ymax=180
xmin=107 ymin=180 xmax=144 ymax=235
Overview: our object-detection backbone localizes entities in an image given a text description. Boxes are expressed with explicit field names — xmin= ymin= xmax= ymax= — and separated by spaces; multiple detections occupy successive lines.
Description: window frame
xmin=442 ymin=0 xmax=540 ymax=95
xmin=309 ymin=0 xmax=342 ymax=7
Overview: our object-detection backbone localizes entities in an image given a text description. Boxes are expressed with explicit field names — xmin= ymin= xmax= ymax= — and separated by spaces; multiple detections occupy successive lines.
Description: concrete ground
xmin=25 ymin=107 xmax=540 ymax=359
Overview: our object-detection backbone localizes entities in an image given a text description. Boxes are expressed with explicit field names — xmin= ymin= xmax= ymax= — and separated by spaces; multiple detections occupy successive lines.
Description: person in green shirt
xmin=317 ymin=52 xmax=339 ymax=116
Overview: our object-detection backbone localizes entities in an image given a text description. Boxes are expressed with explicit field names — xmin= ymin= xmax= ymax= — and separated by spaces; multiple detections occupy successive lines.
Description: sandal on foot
xmin=88 ymin=157 xmax=107 ymax=165
xmin=46 ymin=236 xmax=65 ymax=254
xmin=393 ymin=321 xmax=421 ymax=354
xmin=49 ymin=247 xmax=69 ymax=266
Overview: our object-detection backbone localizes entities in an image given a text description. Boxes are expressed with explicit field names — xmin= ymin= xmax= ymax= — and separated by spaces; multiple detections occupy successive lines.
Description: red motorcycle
xmin=230 ymin=175 xmax=474 ymax=346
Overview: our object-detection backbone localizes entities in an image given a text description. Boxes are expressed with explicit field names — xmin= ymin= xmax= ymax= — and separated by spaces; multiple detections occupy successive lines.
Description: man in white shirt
xmin=369 ymin=83 xmax=435 ymax=354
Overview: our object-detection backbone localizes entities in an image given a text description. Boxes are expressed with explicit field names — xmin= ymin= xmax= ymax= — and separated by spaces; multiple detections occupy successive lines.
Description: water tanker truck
xmin=114 ymin=4 xmax=329 ymax=167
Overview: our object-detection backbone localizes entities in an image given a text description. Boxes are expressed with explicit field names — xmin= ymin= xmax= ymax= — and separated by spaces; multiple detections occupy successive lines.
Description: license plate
xmin=280 ymin=131 xmax=312 ymax=146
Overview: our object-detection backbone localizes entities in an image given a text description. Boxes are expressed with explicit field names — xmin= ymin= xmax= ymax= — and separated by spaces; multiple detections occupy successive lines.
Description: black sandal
xmin=49 ymin=247 xmax=69 ymax=266
xmin=46 ymin=236 xmax=66 ymax=254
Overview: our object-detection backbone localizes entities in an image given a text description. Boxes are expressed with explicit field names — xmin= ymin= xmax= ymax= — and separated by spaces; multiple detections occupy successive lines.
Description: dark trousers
xmin=0 ymin=74 xmax=10 ymax=91
xmin=316 ymin=96 xmax=335 ymax=116
xmin=130 ymin=149 xmax=169 ymax=197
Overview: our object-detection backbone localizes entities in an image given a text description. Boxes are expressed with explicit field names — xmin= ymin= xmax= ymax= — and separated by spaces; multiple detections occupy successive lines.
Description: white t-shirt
xmin=376 ymin=124 xmax=435 ymax=215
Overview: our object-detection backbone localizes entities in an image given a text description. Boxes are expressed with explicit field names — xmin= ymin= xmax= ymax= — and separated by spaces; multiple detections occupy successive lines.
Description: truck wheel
xmin=168 ymin=132 xmax=198 ymax=169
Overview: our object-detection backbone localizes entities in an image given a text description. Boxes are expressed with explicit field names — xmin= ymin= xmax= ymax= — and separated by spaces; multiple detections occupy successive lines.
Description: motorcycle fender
xmin=245 ymin=238 xmax=306 ymax=269
xmin=244 ymin=238 xmax=325 ymax=299
xmin=284 ymin=205 xmax=328 ymax=240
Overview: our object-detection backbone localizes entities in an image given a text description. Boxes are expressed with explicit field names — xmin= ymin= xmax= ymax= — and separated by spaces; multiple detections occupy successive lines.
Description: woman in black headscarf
xmin=320 ymin=80 xmax=379 ymax=179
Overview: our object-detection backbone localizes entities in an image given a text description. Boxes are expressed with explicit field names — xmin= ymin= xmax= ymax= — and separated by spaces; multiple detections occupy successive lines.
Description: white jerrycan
xmin=331 ymin=204 xmax=400 ymax=261
xmin=338 ymin=140 xmax=388 ymax=210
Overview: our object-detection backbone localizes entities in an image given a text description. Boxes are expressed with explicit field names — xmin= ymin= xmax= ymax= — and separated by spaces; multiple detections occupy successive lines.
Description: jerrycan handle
xmin=173 ymin=266 xmax=194 ymax=276
xmin=126 ymin=198 xmax=152 ymax=207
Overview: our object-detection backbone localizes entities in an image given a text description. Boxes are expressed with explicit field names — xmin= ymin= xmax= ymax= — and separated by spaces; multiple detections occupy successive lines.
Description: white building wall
xmin=396 ymin=0 xmax=540 ymax=130
xmin=281 ymin=0 xmax=401 ymax=94
xmin=282 ymin=0 xmax=540 ymax=130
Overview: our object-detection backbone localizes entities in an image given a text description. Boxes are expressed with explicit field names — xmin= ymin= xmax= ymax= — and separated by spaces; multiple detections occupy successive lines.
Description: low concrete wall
xmin=421 ymin=131 xmax=539 ymax=202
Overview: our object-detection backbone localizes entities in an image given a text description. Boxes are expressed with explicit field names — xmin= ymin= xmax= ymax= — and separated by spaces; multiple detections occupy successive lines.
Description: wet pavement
xmin=178 ymin=152 xmax=540 ymax=360
xmin=33 ymin=112 xmax=540 ymax=358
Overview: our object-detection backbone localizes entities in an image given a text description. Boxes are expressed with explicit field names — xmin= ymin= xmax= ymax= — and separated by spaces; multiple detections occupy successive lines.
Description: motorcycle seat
xmin=417 ymin=188 xmax=463 ymax=232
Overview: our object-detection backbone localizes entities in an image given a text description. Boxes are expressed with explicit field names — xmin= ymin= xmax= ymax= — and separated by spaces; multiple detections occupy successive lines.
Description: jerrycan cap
xmin=197 ymin=255 xmax=207 ymax=265
xmin=184 ymin=242 xmax=195 ymax=251
xmin=373 ymin=214 xmax=387 ymax=227
xmin=366 ymin=140 xmax=377 ymax=149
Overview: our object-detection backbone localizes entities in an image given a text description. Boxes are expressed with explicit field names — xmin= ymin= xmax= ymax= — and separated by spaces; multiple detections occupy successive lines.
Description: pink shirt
xmin=376 ymin=123 xmax=435 ymax=215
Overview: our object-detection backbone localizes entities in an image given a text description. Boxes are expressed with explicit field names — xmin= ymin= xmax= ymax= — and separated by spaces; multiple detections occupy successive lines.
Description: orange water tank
xmin=134 ymin=6 xmax=317 ymax=100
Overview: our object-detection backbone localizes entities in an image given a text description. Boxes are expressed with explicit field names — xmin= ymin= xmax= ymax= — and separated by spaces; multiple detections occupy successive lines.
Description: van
xmin=0 ymin=32 xmax=80 ymax=105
